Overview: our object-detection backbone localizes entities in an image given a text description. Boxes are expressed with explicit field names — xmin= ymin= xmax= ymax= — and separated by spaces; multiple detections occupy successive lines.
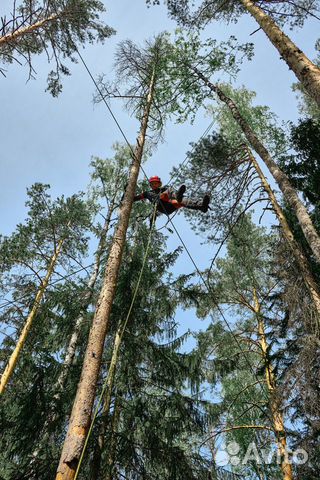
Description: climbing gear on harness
xmin=159 ymin=190 xmax=171 ymax=203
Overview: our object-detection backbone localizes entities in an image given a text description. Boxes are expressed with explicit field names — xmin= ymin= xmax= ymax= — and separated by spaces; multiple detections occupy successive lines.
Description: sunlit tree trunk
xmin=54 ymin=192 xmax=118 ymax=396
xmin=55 ymin=68 xmax=156 ymax=480
xmin=253 ymin=289 xmax=293 ymax=480
xmin=240 ymin=0 xmax=320 ymax=107
xmin=89 ymin=227 xmax=149 ymax=479
xmin=0 ymin=14 xmax=59 ymax=46
xmin=193 ymin=67 xmax=320 ymax=266
xmin=0 ymin=235 xmax=65 ymax=394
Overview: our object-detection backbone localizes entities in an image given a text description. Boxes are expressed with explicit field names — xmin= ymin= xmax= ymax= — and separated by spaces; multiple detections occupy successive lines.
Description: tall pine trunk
xmin=0 ymin=235 xmax=65 ymax=394
xmin=253 ymin=289 xmax=293 ymax=480
xmin=193 ymin=67 xmax=320 ymax=265
xmin=240 ymin=0 xmax=320 ymax=106
xmin=55 ymin=68 xmax=156 ymax=480
xmin=54 ymin=190 xmax=118 ymax=396
xmin=89 ymin=225 xmax=152 ymax=479
xmin=243 ymin=146 xmax=320 ymax=324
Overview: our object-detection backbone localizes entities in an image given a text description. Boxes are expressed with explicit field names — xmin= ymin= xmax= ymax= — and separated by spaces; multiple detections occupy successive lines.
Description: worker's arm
xmin=133 ymin=192 xmax=146 ymax=202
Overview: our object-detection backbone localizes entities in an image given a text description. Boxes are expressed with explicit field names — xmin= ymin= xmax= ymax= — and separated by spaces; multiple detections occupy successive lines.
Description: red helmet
xmin=149 ymin=175 xmax=161 ymax=184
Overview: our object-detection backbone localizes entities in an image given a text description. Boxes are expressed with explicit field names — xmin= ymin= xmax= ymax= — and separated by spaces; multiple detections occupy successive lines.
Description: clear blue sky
xmin=0 ymin=1 xmax=318 ymax=332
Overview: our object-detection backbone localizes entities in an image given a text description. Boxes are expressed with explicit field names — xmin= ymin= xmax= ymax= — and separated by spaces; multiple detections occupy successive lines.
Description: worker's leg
xmin=176 ymin=185 xmax=186 ymax=203
xmin=182 ymin=195 xmax=210 ymax=213
xmin=157 ymin=201 xmax=178 ymax=215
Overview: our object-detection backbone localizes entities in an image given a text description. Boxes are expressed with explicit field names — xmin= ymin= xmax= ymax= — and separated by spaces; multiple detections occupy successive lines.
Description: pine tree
xmin=149 ymin=0 xmax=320 ymax=106
xmin=0 ymin=0 xmax=115 ymax=95
xmin=0 ymin=184 xmax=92 ymax=394
xmin=26 ymin=147 xmax=131 ymax=475
xmin=0 ymin=184 xmax=93 ymax=478
xmin=192 ymin=68 xmax=320 ymax=265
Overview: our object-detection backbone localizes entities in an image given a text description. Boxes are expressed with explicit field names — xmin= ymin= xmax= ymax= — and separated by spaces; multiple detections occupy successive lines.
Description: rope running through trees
xmin=74 ymin=48 xmax=276 ymax=464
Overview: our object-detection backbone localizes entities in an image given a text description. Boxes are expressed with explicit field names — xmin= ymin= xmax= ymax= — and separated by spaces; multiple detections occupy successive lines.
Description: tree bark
xmin=0 ymin=14 xmax=59 ymax=46
xmin=243 ymin=146 xmax=320 ymax=324
xmin=55 ymin=69 xmax=156 ymax=480
xmin=0 ymin=236 xmax=65 ymax=394
xmin=253 ymin=289 xmax=293 ymax=480
xmin=193 ymin=67 xmax=320 ymax=265
xmin=240 ymin=0 xmax=320 ymax=107
xmin=54 ymin=191 xmax=118 ymax=396
xmin=88 ymin=223 xmax=154 ymax=479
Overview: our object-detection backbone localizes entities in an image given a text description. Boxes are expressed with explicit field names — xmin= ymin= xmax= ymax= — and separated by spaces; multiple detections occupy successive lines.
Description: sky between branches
xmin=0 ymin=0 xmax=318 ymax=280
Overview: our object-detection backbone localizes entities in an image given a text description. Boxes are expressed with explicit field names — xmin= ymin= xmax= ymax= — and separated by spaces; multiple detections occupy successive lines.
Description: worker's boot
xmin=176 ymin=184 xmax=186 ymax=203
xmin=183 ymin=195 xmax=210 ymax=212
xmin=201 ymin=195 xmax=210 ymax=213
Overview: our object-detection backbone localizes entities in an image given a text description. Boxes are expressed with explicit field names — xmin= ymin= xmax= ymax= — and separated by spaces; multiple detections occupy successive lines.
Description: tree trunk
xmin=253 ymin=289 xmax=293 ymax=480
xmin=0 ymin=236 xmax=65 ymax=394
xmin=243 ymin=146 xmax=320 ymax=325
xmin=88 ymin=223 xmax=154 ymax=479
xmin=193 ymin=67 xmax=320 ymax=265
xmin=240 ymin=0 xmax=320 ymax=107
xmin=55 ymin=68 xmax=156 ymax=480
xmin=55 ymin=191 xmax=118 ymax=396
xmin=0 ymin=14 xmax=59 ymax=46
xmin=85 ymin=321 xmax=123 ymax=479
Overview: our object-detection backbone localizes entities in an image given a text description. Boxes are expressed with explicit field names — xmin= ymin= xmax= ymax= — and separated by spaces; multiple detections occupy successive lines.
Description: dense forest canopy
xmin=0 ymin=1 xmax=319 ymax=479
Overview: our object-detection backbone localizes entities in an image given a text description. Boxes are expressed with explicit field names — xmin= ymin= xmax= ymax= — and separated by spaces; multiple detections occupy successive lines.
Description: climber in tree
xmin=133 ymin=176 xmax=210 ymax=216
